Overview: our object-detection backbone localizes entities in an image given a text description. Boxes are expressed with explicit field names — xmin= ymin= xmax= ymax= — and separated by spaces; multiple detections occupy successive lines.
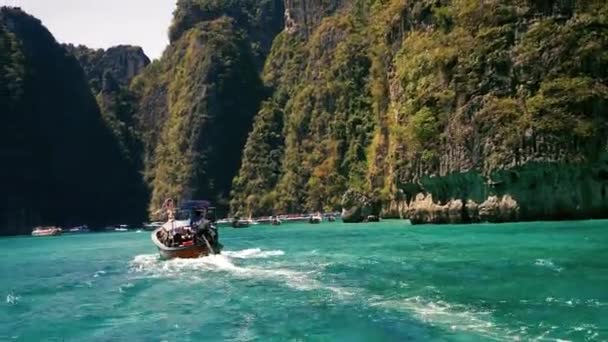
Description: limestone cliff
xmin=68 ymin=44 xmax=150 ymax=166
xmin=0 ymin=7 xmax=147 ymax=235
xmin=5 ymin=1 xmax=607 ymax=229
xmin=65 ymin=44 xmax=150 ymax=93
xmin=232 ymin=0 xmax=608 ymax=223
xmin=133 ymin=0 xmax=285 ymax=216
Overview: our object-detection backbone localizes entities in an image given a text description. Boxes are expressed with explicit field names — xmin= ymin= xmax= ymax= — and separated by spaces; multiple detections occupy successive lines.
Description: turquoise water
xmin=1 ymin=220 xmax=607 ymax=341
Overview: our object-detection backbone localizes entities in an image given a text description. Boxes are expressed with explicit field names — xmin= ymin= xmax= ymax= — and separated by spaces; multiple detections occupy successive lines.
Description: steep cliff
xmin=64 ymin=44 xmax=150 ymax=93
xmin=68 ymin=44 xmax=150 ymax=167
xmin=133 ymin=0 xmax=285 ymax=216
xmin=0 ymin=7 xmax=147 ymax=235
xmin=232 ymin=0 xmax=608 ymax=222
xmin=4 ymin=1 xmax=607 ymax=228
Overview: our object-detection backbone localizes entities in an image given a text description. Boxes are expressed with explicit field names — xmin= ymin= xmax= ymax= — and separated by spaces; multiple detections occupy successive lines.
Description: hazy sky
xmin=1 ymin=0 xmax=176 ymax=59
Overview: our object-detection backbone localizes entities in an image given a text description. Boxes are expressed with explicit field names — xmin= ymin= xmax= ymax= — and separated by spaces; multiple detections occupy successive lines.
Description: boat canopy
xmin=162 ymin=219 xmax=191 ymax=231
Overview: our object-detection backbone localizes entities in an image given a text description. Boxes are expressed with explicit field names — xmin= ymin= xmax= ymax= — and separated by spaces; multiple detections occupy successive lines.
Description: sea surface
xmin=1 ymin=220 xmax=607 ymax=341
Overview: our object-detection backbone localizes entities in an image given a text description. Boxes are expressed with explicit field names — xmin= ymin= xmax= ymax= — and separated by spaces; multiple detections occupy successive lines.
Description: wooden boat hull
xmin=32 ymin=231 xmax=62 ymax=237
xmin=158 ymin=245 xmax=209 ymax=259
xmin=151 ymin=228 xmax=220 ymax=259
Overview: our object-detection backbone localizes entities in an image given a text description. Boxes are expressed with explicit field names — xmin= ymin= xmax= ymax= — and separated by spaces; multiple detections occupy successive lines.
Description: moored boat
xmin=67 ymin=225 xmax=90 ymax=234
xmin=151 ymin=200 xmax=222 ymax=259
xmin=32 ymin=227 xmax=62 ymax=237
xmin=143 ymin=221 xmax=164 ymax=231
xmin=271 ymin=216 xmax=282 ymax=226
xmin=309 ymin=213 xmax=322 ymax=224
xmin=366 ymin=215 xmax=380 ymax=222
xmin=231 ymin=217 xmax=250 ymax=228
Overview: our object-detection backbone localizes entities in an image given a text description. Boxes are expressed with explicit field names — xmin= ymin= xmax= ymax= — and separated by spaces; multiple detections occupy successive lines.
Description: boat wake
xmin=369 ymin=296 xmax=517 ymax=341
xmin=223 ymin=248 xmax=285 ymax=259
xmin=129 ymin=249 xmax=352 ymax=296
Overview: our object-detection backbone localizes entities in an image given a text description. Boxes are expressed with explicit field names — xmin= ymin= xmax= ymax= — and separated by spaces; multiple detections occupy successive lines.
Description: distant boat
xmin=271 ymin=216 xmax=282 ymax=226
xmin=309 ymin=213 xmax=322 ymax=224
xmin=247 ymin=215 xmax=259 ymax=225
xmin=114 ymin=228 xmax=129 ymax=232
xmin=231 ymin=217 xmax=250 ymax=228
xmin=67 ymin=225 xmax=90 ymax=234
xmin=143 ymin=221 xmax=164 ymax=231
xmin=215 ymin=218 xmax=235 ymax=228
xmin=366 ymin=215 xmax=380 ymax=222
xmin=32 ymin=227 xmax=62 ymax=237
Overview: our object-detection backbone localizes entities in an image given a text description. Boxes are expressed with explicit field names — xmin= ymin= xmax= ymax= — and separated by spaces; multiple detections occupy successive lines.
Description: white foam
xmin=129 ymin=250 xmax=353 ymax=297
xmin=370 ymin=296 xmax=514 ymax=341
xmin=6 ymin=292 xmax=20 ymax=305
xmin=223 ymin=248 xmax=285 ymax=259
xmin=534 ymin=259 xmax=563 ymax=272
xmin=93 ymin=270 xmax=106 ymax=278
xmin=118 ymin=283 xmax=135 ymax=293
xmin=544 ymin=297 xmax=605 ymax=308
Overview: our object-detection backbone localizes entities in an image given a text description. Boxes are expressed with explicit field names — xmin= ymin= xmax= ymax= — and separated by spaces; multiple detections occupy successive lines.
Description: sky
xmin=1 ymin=0 xmax=177 ymax=60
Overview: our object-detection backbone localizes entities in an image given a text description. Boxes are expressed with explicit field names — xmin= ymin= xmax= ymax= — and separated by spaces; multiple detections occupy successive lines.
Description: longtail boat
xmin=151 ymin=200 xmax=222 ymax=259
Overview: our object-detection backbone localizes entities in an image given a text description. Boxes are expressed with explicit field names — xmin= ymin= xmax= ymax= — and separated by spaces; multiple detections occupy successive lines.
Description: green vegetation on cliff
xmin=0 ymin=7 xmax=147 ymax=235
xmin=133 ymin=0 xmax=284 ymax=216
xmin=3 ymin=0 xmax=608 ymax=228
xmin=232 ymin=0 xmax=608 ymax=221
xmin=68 ymin=45 xmax=150 ymax=165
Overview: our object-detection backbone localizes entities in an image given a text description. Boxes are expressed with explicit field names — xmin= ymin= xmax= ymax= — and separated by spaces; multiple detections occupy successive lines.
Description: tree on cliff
xmin=231 ymin=0 xmax=608 ymax=222
xmin=0 ymin=7 xmax=147 ymax=235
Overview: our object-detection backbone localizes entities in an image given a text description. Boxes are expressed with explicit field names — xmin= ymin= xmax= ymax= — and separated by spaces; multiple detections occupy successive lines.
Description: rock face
xmin=65 ymin=44 xmax=150 ymax=93
xmin=341 ymin=190 xmax=378 ymax=223
xmin=68 ymin=44 xmax=150 ymax=163
xmin=4 ymin=1 xmax=608 ymax=230
xmin=230 ymin=0 xmax=608 ymax=223
xmin=68 ymin=43 xmax=150 ymax=209
xmin=403 ymin=160 xmax=608 ymax=224
xmin=0 ymin=7 xmax=146 ymax=235
xmin=134 ymin=0 xmax=285 ymax=216
xmin=407 ymin=193 xmax=520 ymax=224
xmin=283 ymin=0 xmax=345 ymax=36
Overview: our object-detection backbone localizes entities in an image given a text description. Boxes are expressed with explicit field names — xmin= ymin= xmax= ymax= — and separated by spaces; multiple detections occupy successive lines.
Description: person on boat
xmin=171 ymin=225 xmax=187 ymax=247
xmin=190 ymin=210 xmax=218 ymax=251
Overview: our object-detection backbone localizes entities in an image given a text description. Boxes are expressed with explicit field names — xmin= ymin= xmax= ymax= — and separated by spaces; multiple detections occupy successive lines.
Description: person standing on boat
xmin=189 ymin=208 xmax=202 ymax=229
xmin=192 ymin=209 xmax=218 ymax=251
xmin=204 ymin=209 xmax=219 ymax=245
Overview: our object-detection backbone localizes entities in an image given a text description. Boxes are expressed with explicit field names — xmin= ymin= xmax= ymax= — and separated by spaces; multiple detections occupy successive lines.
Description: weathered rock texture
xmin=341 ymin=190 xmax=380 ymax=223
xmin=134 ymin=0 xmax=285 ymax=216
xmin=232 ymin=0 xmax=608 ymax=223
xmin=65 ymin=44 xmax=150 ymax=93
